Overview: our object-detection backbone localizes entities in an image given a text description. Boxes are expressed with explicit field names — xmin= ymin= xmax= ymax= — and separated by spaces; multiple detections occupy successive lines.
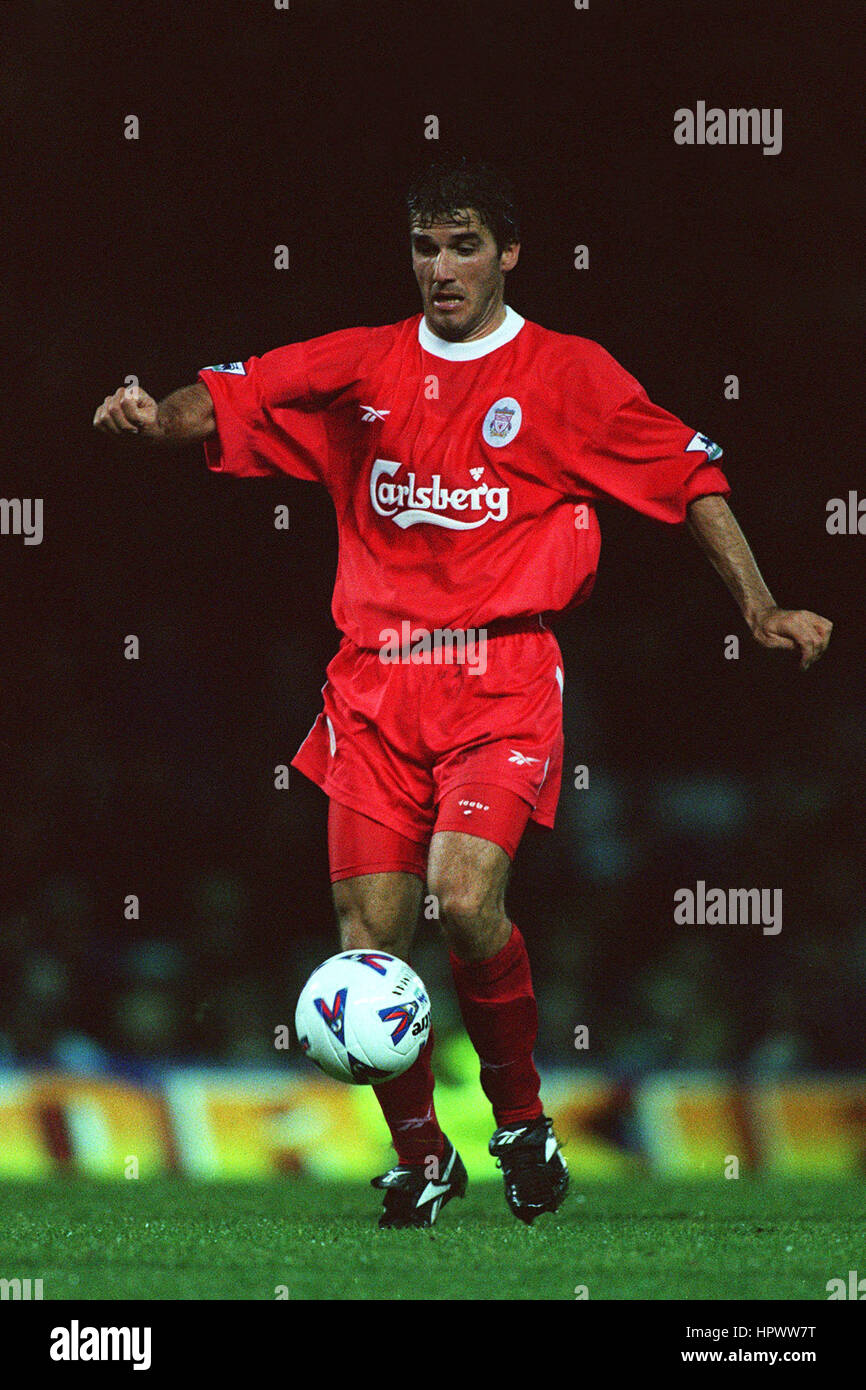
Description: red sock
xmin=372 ymin=1033 xmax=445 ymax=1167
xmin=449 ymin=924 xmax=543 ymax=1128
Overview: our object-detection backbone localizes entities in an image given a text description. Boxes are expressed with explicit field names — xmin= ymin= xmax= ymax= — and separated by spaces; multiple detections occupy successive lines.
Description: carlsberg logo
xmin=371 ymin=458 xmax=509 ymax=530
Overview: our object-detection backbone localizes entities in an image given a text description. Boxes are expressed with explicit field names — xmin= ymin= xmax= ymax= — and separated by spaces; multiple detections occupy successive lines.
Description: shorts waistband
xmin=343 ymin=614 xmax=547 ymax=655
xmin=482 ymin=614 xmax=546 ymax=638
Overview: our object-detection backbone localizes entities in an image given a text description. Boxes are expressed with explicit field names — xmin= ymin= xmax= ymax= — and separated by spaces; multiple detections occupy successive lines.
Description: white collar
xmin=418 ymin=304 xmax=525 ymax=361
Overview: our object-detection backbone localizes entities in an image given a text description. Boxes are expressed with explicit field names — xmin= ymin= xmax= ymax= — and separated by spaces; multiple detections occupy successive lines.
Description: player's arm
xmin=92 ymin=383 xmax=215 ymax=444
xmin=685 ymin=492 xmax=832 ymax=670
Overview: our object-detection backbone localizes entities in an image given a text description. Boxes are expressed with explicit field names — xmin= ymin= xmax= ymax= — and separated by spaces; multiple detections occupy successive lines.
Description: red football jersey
xmin=199 ymin=308 xmax=729 ymax=648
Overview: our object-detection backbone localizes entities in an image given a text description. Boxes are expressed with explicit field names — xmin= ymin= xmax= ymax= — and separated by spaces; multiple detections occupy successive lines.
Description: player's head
xmin=407 ymin=157 xmax=520 ymax=341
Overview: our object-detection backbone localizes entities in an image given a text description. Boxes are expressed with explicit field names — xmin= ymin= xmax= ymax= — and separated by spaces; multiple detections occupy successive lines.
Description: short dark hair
xmin=406 ymin=157 xmax=520 ymax=255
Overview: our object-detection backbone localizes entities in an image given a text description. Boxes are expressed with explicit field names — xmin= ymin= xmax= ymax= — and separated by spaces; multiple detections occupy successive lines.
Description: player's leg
xmin=427 ymin=785 xmax=568 ymax=1223
xmin=328 ymin=799 xmax=466 ymax=1227
xmin=427 ymin=793 xmax=541 ymax=1122
xmin=332 ymin=869 xmax=421 ymax=961
xmin=329 ymin=796 xmax=425 ymax=960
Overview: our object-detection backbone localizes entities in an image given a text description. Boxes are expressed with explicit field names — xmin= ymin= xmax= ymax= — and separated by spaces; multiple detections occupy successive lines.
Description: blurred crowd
xmin=3 ymin=616 xmax=863 ymax=1075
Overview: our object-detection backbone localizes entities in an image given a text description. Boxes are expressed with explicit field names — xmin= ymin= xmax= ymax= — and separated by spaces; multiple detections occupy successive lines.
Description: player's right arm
xmin=92 ymin=383 xmax=215 ymax=444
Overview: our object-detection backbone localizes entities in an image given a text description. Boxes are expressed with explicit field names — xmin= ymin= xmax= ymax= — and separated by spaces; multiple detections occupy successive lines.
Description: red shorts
xmin=292 ymin=618 xmax=565 ymax=874
xmin=326 ymin=786 xmax=536 ymax=882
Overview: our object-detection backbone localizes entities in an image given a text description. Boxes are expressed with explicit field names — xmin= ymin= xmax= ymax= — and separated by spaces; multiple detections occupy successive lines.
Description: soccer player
xmin=93 ymin=159 xmax=832 ymax=1228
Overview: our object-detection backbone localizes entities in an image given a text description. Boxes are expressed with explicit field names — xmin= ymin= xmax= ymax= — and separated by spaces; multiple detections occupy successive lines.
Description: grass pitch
xmin=0 ymin=1177 xmax=860 ymax=1300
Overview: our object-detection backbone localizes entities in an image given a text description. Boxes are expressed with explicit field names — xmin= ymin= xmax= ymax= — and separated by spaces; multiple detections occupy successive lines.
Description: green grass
xmin=0 ymin=1178 xmax=861 ymax=1300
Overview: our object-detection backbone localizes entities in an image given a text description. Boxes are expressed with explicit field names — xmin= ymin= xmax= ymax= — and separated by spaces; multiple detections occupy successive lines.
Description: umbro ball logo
xmin=377 ymin=999 xmax=420 ymax=1044
xmin=313 ymin=988 xmax=347 ymax=1044
xmin=342 ymin=951 xmax=391 ymax=975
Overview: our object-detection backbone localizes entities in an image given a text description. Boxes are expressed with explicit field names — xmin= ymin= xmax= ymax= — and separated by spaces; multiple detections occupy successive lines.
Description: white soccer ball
xmin=295 ymin=951 xmax=431 ymax=1084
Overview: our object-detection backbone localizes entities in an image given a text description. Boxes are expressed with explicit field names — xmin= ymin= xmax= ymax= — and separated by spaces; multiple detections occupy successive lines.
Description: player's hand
xmin=749 ymin=606 xmax=833 ymax=670
xmin=93 ymin=385 xmax=160 ymax=437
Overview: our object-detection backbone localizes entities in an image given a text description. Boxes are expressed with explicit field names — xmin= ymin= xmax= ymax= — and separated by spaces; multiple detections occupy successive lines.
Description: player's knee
xmin=435 ymin=884 xmax=485 ymax=929
xmin=431 ymin=875 xmax=505 ymax=948
xmin=332 ymin=885 xmax=412 ymax=955
xmin=335 ymin=906 xmax=401 ymax=954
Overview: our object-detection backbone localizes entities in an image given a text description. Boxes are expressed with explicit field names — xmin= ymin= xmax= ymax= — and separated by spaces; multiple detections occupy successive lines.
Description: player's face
xmin=410 ymin=211 xmax=519 ymax=341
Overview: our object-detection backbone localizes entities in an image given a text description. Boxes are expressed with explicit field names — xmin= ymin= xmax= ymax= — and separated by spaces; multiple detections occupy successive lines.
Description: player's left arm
xmin=685 ymin=493 xmax=833 ymax=670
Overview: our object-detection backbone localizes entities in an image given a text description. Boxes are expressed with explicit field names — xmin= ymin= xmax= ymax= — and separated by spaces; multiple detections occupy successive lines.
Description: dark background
xmin=3 ymin=0 xmax=863 ymax=1071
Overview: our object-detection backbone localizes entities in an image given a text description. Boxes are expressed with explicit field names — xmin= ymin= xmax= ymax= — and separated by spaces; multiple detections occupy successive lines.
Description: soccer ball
xmin=294 ymin=950 xmax=431 ymax=1084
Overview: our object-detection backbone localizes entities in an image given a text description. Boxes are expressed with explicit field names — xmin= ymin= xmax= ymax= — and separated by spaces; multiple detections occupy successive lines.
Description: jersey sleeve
xmin=559 ymin=343 xmax=730 ymax=522
xmin=198 ymin=327 xmax=372 ymax=482
xmin=573 ymin=389 xmax=730 ymax=522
